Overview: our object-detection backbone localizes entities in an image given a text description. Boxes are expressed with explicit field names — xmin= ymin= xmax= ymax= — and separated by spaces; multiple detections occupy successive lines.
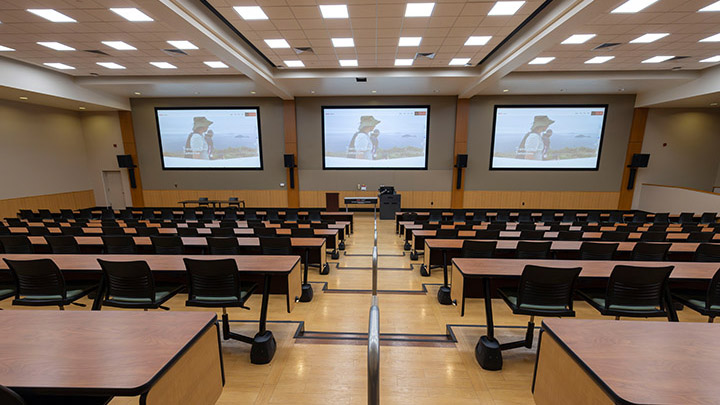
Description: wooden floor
xmin=2 ymin=213 xmax=709 ymax=404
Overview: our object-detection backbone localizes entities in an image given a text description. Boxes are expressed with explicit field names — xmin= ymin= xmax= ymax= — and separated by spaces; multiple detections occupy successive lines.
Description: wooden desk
xmin=0 ymin=310 xmax=223 ymax=404
xmin=534 ymin=319 xmax=720 ymax=405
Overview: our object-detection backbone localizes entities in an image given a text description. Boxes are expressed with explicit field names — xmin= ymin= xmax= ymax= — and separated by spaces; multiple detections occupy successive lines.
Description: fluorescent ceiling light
xmin=700 ymin=55 xmax=720 ymax=62
xmin=585 ymin=56 xmax=614 ymax=64
xmin=528 ymin=56 xmax=555 ymax=64
xmin=449 ymin=58 xmax=471 ymax=66
xmin=405 ymin=3 xmax=435 ymax=17
xmin=399 ymin=37 xmax=422 ymax=46
xmin=630 ymin=33 xmax=669 ymax=43
xmin=0 ymin=45 xmax=15 ymax=51
xmin=319 ymin=5 xmax=349 ymax=19
xmin=700 ymin=33 xmax=720 ymax=42
xmin=96 ymin=62 xmax=125 ymax=69
xmin=331 ymin=37 xmax=354 ymax=47
xmin=27 ymin=9 xmax=76 ymax=22
xmin=150 ymin=62 xmax=177 ymax=69
xmin=204 ymin=61 xmax=228 ymax=68
xmin=465 ymin=36 xmax=491 ymax=46
xmin=167 ymin=40 xmax=197 ymax=50
xmin=395 ymin=58 xmax=414 ymax=66
xmin=233 ymin=6 xmax=268 ymax=20
xmin=284 ymin=60 xmax=305 ymax=67
xmin=37 ymin=42 xmax=75 ymax=51
xmin=561 ymin=34 xmax=596 ymax=44
xmin=611 ymin=0 xmax=658 ymax=14
xmin=102 ymin=41 xmax=136 ymax=50
xmin=339 ymin=59 xmax=358 ymax=67
xmin=699 ymin=1 xmax=720 ymax=11
xmin=110 ymin=8 xmax=153 ymax=22
xmin=488 ymin=1 xmax=525 ymax=16
xmin=642 ymin=55 xmax=674 ymax=63
xmin=264 ymin=39 xmax=290 ymax=48
xmin=43 ymin=62 xmax=75 ymax=70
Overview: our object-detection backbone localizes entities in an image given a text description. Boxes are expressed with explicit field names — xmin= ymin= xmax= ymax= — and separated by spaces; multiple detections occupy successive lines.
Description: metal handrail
xmin=368 ymin=211 xmax=380 ymax=404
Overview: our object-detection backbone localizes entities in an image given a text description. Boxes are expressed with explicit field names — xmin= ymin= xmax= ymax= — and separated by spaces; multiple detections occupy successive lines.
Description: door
xmin=102 ymin=170 xmax=127 ymax=210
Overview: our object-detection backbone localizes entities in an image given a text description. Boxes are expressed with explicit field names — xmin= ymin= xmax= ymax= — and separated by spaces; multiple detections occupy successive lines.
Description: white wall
xmin=636 ymin=184 xmax=720 ymax=214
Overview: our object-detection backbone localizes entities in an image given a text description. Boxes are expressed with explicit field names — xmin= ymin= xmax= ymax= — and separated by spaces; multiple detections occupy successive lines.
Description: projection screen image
xmin=490 ymin=105 xmax=608 ymax=170
xmin=155 ymin=107 xmax=262 ymax=169
xmin=322 ymin=106 xmax=429 ymax=169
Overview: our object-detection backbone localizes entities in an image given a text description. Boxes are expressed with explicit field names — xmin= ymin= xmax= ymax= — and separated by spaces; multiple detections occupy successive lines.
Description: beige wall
xmin=464 ymin=94 xmax=636 ymax=192
xmin=295 ymin=96 xmax=456 ymax=191
xmin=0 ymin=99 xmax=93 ymax=200
xmin=636 ymin=184 xmax=719 ymax=214
xmin=129 ymin=97 xmax=286 ymax=190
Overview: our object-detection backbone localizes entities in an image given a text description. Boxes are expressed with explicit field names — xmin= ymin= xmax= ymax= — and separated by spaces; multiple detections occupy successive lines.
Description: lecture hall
xmin=1 ymin=0 xmax=720 ymax=404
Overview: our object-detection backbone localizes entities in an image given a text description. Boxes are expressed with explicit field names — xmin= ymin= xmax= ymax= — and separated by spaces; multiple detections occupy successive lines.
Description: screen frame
xmin=489 ymin=104 xmax=609 ymax=171
xmin=154 ymin=106 xmax=264 ymax=171
xmin=321 ymin=105 xmax=431 ymax=170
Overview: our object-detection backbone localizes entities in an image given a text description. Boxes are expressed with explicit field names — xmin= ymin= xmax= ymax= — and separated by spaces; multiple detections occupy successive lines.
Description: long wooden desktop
xmin=0 ymin=310 xmax=223 ymax=404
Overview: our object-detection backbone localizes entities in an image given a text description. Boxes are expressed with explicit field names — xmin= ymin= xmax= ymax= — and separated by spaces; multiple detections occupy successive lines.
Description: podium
xmin=325 ymin=193 xmax=339 ymax=212
xmin=379 ymin=194 xmax=401 ymax=220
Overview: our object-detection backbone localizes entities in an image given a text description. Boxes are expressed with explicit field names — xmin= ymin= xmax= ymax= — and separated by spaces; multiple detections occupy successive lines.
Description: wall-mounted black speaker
xmin=630 ymin=153 xmax=650 ymax=168
xmin=456 ymin=154 xmax=468 ymax=168
xmin=117 ymin=154 xmax=134 ymax=168
xmin=284 ymin=154 xmax=295 ymax=168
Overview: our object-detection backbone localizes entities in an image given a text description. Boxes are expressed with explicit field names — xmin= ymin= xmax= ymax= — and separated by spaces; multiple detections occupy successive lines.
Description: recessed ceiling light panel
xmin=629 ymin=33 xmax=669 ymax=43
xmin=699 ymin=1 xmax=720 ymax=12
xmin=110 ymin=8 xmax=153 ymax=22
xmin=405 ymin=3 xmax=435 ymax=17
xmin=37 ymin=42 xmax=75 ymax=51
xmin=102 ymin=41 xmax=136 ymax=50
xmin=150 ymin=62 xmax=177 ymax=69
xmin=395 ymin=58 xmax=414 ymax=66
xmin=561 ymin=34 xmax=596 ymax=44
xmin=700 ymin=33 xmax=720 ymax=42
xmin=700 ymin=55 xmax=720 ymax=62
xmin=167 ymin=40 xmax=197 ymax=50
xmin=320 ymin=5 xmax=349 ymax=19
xmin=339 ymin=59 xmax=358 ymax=66
xmin=27 ymin=9 xmax=76 ymax=23
xmin=0 ymin=45 xmax=15 ymax=51
xmin=611 ymin=0 xmax=659 ymax=14
xmin=204 ymin=61 xmax=228 ymax=68
xmin=43 ymin=62 xmax=75 ymax=70
xmin=642 ymin=55 xmax=674 ymax=63
xmin=464 ymin=36 xmax=492 ymax=46
xmin=233 ymin=6 xmax=268 ymax=20
xmin=528 ymin=56 xmax=555 ymax=64
xmin=284 ymin=60 xmax=305 ymax=67
xmin=585 ymin=56 xmax=615 ymax=64
xmin=96 ymin=62 xmax=126 ymax=69
xmin=399 ymin=37 xmax=422 ymax=46
xmin=488 ymin=1 xmax=525 ymax=16
xmin=449 ymin=58 xmax=471 ymax=65
xmin=331 ymin=38 xmax=354 ymax=47
xmin=264 ymin=39 xmax=290 ymax=48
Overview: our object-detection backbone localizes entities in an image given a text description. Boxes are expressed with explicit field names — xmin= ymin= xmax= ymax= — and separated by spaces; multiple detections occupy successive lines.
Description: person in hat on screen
xmin=516 ymin=115 xmax=554 ymax=160
xmin=346 ymin=115 xmax=381 ymax=159
xmin=184 ymin=116 xmax=213 ymax=159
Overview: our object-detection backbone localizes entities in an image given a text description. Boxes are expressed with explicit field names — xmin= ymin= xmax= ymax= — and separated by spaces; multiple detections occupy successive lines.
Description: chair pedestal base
xmin=320 ymin=263 xmax=330 ymax=275
xmin=299 ymin=284 xmax=313 ymax=302
xmin=410 ymin=251 xmax=418 ymax=260
xmin=339 ymin=241 xmax=345 ymax=250
xmin=331 ymin=250 xmax=340 ymax=260
xmin=251 ymin=331 xmax=277 ymax=365
xmin=476 ymin=336 xmax=502 ymax=371
xmin=419 ymin=264 xmax=429 ymax=277
xmin=404 ymin=241 xmax=411 ymax=251
xmin=437 ymin=286 xmax=452 ymax=305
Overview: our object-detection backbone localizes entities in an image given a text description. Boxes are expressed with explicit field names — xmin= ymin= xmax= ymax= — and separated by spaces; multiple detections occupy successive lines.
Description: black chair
xmin=181 ymin=208 xmax=197 ymax=221
xmin=577 ymin=265 xmax=674 ymax=320
xmin=688 ymin=232 xmax=714 ymax=242
xmin=452 ymin=211 xmax=466 ymax=223
xmin=516 ymin=223 xmax=535 ymax=231
xmin=653 ymin=213 xmax=670 ymax=224
xmin=0 ymin=236 xmax=33 ymax=253
xmin=46 ymin=235 xmax=80 ymax=254
xmin=101 ymin=227 xmax=124 ymax=235
xmin=220 ymin=220 xmax=236 ymax=228
xmin=641 ymin=232 xmax=667 ymax=242
xmin=694 ymin=244 xmax=720 ymax=262
xmin=97 ymin=259 xmax=181 ymax=310
xmin=183 ymin=258 xmax=259 ymax=347
xmin=101 ymin=235 xmax=137 ymax=254
xmin=118 ymin=209 xmax=134 ymax=220
xmin=428 ymin=210 xmax=442 ymax=222
xmin=585 ymin=212 xmax=601 ymax=223
xmin=422 ymin=223 xmax=440 ymax=230
xmin=223 ymin=209 xmax=238 ymax=220
xmin=515 ymin=241 xmax=552 ymax=259
xmin=197 ymin=197 xmax=210 ymax=206
xmin=631 ymin=242 xmax=671 ymax=261
xmin=678 ymin=212 xmax=696 ymax=224
xmin=540 ymin=211 xmax=556 ymax=223
xmin=517 ymin=212 xmax=533 ymax=223
xmin=285 ymin=210 xmax=299 ymax=221
xmin=557 ymin=231 xmax=583 ymax=241
xmin=308 ymin=210 xmax=322 ymax=221
xmin=496 ymin=265 xmax=582 ymax=351
xmin=682 ymin=225 xmax=702 ymax=233
xmin=608 ymin=212 xmax=624 ymax=223
xmin=27 ymin=226 xmax=50 ymax=236
xmin=211 ymin=227 xmax=236 ymax=237
xmin=486 ymin=223 xmax=505 ymax=231
xmin=61 ymin=226 xmax=84 ymax=236
xmin=100 ymin=209 xmax=116 ymax=220
xmin=495 ymin=211 xmax=510 ymax=222
xmin=260 ymin=237 xmax=293 ymax=255
xmin=0 ymin=385 xmax=25 ymax=405
xmin=266 ymin=209 xmax=280 ymax=221
xmin=461 ymin=240 xmax=496 ymax=258
xmin=292 ymin=228 xmax=315 ymax=237
xmin=579 ymin=242 xmax=618 ymax=260
xmin=647 ymin=225 xmax=667 ymax=232
xmin=3 ymin=258 xmax=96 ymax=309
xmin=0 ymin=226 xmax=9 ymax=235
xmin=561 ymin=212 xmax=576 ymax=223
xmin=244 ymin=209 xmax=258 ymax=221
xmin=200 ymin=207 xmax=216 ymax=220
xmin=435 ymin=229 xmax=457 ymax=239
xmin=18 ymin=209 xmax=36 ymax=220
xmin=135 ymin=227 xmax=159 ymax=236
xmin=601 ymin=232 xmax=629 ymax=242
xmin=700 ymin=212 xmax=717 ymax=224
xmin=474 ymin=230 xmax=500 ymax=239
xmin=672 ymin=268 xmax=720 ymax=322
xmin=207 ymin=237 xmax=241 ymax=255
xmin=160 ymin=209 xmax=174 ymax=220
xmin=254 ymin=228 xmax=276 ymax=237
xmin=150 ymin=236 xmax=185 ymax=254
xmin=176 ymin=227 xmax=198 ymax=237
xmin=520 ymin=230 xmax=544 ymax=240
xmin=471 ymin=211 xmax=487 ymax=223
xmin=631 ymin=212 xmax=647 ymax=223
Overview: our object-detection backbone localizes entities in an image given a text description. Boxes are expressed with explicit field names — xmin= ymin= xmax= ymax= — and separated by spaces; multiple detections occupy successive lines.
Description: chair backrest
xmin=679 ymin=212 xmax=696 ymax=224
xmin=285 ymin=210 xmax=299 ymax=221
xmin=516 ymin=223 xmax=535 ymax=231
xmin=184 ymin=258 xmax=240 ymax=300
xmin=579 ymin=242 xmax=619 ymax=260
xmin=211 ymin=227 xmax=235 ymax=237
xmin=207 ymin=237 xmax=240 ymax=255
xmin=101 ymin=209 xmax=116 ymax=220
xmin=428 ymin=210 xmax=442 ymax=222
xmin=653 ymin=213 xmax=669 ymax=224
xmin=39 ymin=209 xmax=54 ymax=218
xmin=0 ymin=384 xmax=25 ymax=405
xmin=219 ymin=220 xmax=236 ymax=228
xmin=102 ymin=227 xmax=124 ymax=235
xmin=229 ymin=197 xmax=238 ymax=202
xmin=27 ymin=226 xmax=49 ymax=236
xmin=160 ymin=209 xmax=174 ymax=220
xmin=422 ymin=223 xmax=440 ymax=230
xmin=150 ymin=236 xmax=184 ymax=254
xmin=607 ymin=212 xmax=624 ymax=223
xmin=176 ymin=227 xmax=199 ymax=237
xmin=704 ymin=268 xmax=720 ymax=310
xmin=586 ymin=212 xmax=601 ymax=223
xmin=183 ymin=209 xmax=198 ymax=220
xmin=641 ymin=232 xmax=667 ymax=242
xmin=255 ymin=227 xmax=277 ymax=237
xmin=18 ymin=209 xmax=35 ymax=220
xmin=0 ymin=236 xmax=33 ymax=254
xmin=632 ymin=212 xmax=647 ymax=223
xmin=474 ymin=229 xmax=500 ymax=240
xmin=541 ymin=211 xmax=556 ymax=222
xmin=311 ymin=222 xmax=328 ymax=229
xmin=605 ymin=265 xmax=674 ymax=309
xmin=518 ymin=212 xmax=533 ymax=223
xmin=631 ymin=242 xmax=671 ymax=261
xmin=101 ymin=235 xmax=138 ymax=254
xmin=267 ymin=209 xmax=280 ymax=221
xmin=517 ymin=265 xmax=582 ymax=309
xmin=46 ymin=235 xmax=80 ymax=254
xmin=647 ymin=225 xmax=667 ymax=232
xmin=495 ymin=211 xmax=510 ymax=222
xmin=601 ymin=232 xmax=629 ymax=242
xmin=452 ymin=211 xmax=466 ymax=222
xmin=0 ymin=226 xmax=9 ymax=235
xmin=200 ymin=208 xmax=215 ymax=220
xmin=435 ymin=229 xmax=457 ymax=239
xmin=558 ymin=231 xmax=583 ymax=241
xmin=700 ymin=212 xmax=717 ymax=224
xmin=61 ymin=226 xmax=84 ymax=236
xmin=199 ymin=197 xmax=209 ymax=202
xmin=292 ymin=228 xmax=315 ymax=237
xmin=520 ymin=230 xmax=544 ymax=240
xmin=118 ymin=209 xmax=134 ymax=220
xmin=3 ymin=258 xmax=66 ymax=298
xmin=135 ymin=227 xmax=159 ymax=236
xmin=515 ymin=241 xmax=552 ymax=259
xmin=472 ymin=211 xmax=487 ymax=223
xmin=224 ymin=209 xmax=238 ymax=220
xmin=694 ymin=244 xmax=720 ymax=262
xmin=244 ymin=209 xmax=258 ymax=220
xmin=561 ymin=212 xmax=576 ymax=222
xmin=486 ymin=223 xmax=505 ymax=231
xmin=688 ymin=232 xmax=714 ymax=243
xmin=97 ymin=259 xmax=155 ymax=301
xmin=260 ymin=237 xmax=293 ymax=255
xmin=461 ymin=240 xmax=496 ymax=258
xmin=308 ymin=210 xmax=322 ymax=221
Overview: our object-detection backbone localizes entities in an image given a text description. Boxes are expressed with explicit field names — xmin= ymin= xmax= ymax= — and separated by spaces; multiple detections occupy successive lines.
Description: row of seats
xmin=401 ymin=210 xmax=718 ymax=224
xmin=18 ymin=208 xmax=325 ymax=222
xmin=425 ymin=229 xmax=717 ymax=242
xmin=1 ymin=225 xmax=331 ymax=237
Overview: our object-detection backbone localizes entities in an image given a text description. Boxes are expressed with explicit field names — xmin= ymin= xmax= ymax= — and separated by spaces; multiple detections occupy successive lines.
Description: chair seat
xmin=186 ymin=289 xmax=252 ymax=307
xmin=498 ymin=288 xmax=575 ymax=317
xmin=13 ymin=285 xmax=96 ymax=306
xmin=673 ymin=293 xmax=720 ymax=315
xmin=104 ymin=286 xmax=181 ymax=308
xmin=577 ymin=290 xmax=667 ymax=317
xmin=0 ymin=287 xmax=14 ymax=300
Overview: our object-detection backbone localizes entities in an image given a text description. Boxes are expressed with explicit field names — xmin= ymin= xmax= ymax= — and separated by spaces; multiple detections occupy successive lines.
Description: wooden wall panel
xmin=299 ymin=191 xmax=451 ymax=209
xmin=463 ymin=191 xmax=619 ymax=209
xmin=118 ymin=111 xmax=145 ymax=207
xmin=283 ymin=100 xmax=300 ymax=208
xmin=0 ymin=190 xmax=95 ymax=218
xmin=451 ymin=98 xmax=469 ymax=208
xmin=142 ymin=190 xmax=287 ymax=208
xmin=618 ymin=108 xmax=649 ymax=210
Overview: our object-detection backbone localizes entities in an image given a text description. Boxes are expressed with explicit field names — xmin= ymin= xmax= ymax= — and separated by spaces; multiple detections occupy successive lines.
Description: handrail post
xmin=368 ymin=211 xmax=380 ymax=405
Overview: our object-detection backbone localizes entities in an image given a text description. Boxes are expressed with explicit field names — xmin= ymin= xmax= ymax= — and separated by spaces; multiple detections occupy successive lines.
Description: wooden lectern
xmin=326 ymin=192 xmax=339 ymax=212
